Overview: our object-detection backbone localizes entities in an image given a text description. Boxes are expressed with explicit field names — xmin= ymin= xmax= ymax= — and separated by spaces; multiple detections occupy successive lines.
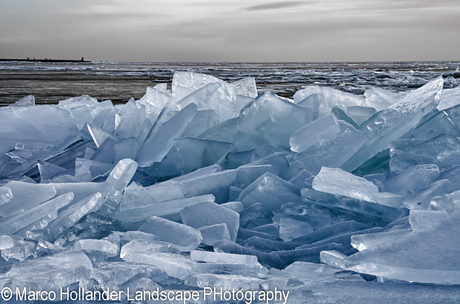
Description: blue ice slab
xmin=237 ymin=172 xmax=301 ymax=211
xmin=136 ymin=103 xmax=197 ymax=167
xmin=138 ymin=216 xmax=202 ymax=252
xmin=342 ymin=77 xmax=443 ymax=172
xmin=181 ymin=201 xmax=239 ymax=241
xmin=233 ymin=91 xmax=312 ymax=151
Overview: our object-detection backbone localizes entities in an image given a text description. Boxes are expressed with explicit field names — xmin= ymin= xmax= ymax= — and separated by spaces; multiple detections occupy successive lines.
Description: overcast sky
xmin=1 ymin=0 xmax=459 ymax=62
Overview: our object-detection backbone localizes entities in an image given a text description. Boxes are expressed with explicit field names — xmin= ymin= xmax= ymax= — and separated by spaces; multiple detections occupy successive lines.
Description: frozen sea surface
xmin=0 ymin=66 xmax=460 ymax=303
xmin=1 ymin=61 xmax=459 ymax=105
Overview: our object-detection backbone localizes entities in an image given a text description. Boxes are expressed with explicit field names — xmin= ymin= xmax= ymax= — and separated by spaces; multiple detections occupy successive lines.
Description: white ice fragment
xmin=290 ymin=114 xmax=341 ymax=153
xmin=87 ymin=123 xmax=118 ymax=148
xmin=342 ymin=76 xmax=443 ymax=171
xmin=320 ymin=250 xmax=349 ymax=269
xmin=105 ymin=158 xmax=138 ymax=191
xmin=120 ymin=240 xmax=193 ymax=279
xmin=11 ymin=95 xmax=35 ymax=107
xmin=198 ymin=224 xmax=232 ymax=246
xmin=383 ymin=164 xmax=440 ymax=195
xmin=429 ymin=189 xmax=460 ymax=213
xmin=0 ymin=250 xmax=92 ymax=291
xmin=0 ymin=181 xmax=56 ymax=217
xmin=232 ymin=77 xmax=258 ymax=98
xmin=313 ymin=167 xmax=379 ymax=203
xmin=220 ymin=201 xmax=244 ymax=213
xmin=323 ymin=210 xmax=460 ymax=284
xmin=191 ymin=250 xmax=258 ymax=265
xmin=437 ymin=86 xmax=460 ymax=111
xmin=279 ymin=218 xmax=313 ymax=242
xmin=138 ymin=216 xmax=202 ymax=252
xmin=136 ymin=103 xmax=197 ymax=167
xmin=293 ymin=86 xmax=365 ymax=118
xmin=146 ymin=183 xmax=186 ymax=203
xmin=185 ymin=273 xmax=263 ymax=291
xmin=364 ymin=87 xmax=404 ymax=111
xmin=1 ymin=238 xmax=35 ymax=261
xmin=74 ymin=239 xmax=118 ymax=257
xmin=45 ymin=192 xmax=103 ymax=241
xmin=181 ymin=201 xmax=239 ymax=242
xmin=172 ymin=71 xmax=236 ymax=97
xmin=0 ymin=105 xmax=79 ymax=177
xmin=233 ymin=91 xmax=312 ymax=151
xmin=0 ymin=187 xmax=13 ymax=206
xmin=176 ymin=82 xmax=236 ymax=122
xmin=0 ymin=235 xmax=14 ymax=250
xmin=75 ymin=158 xmax=114 ymax=182
xmin=114 ymin=194 xmax=215 ymax=222
xmin=281 ymin=261 xmax=339 ymax=283
xmin=0 ymin=192 xmax=74 ymax=234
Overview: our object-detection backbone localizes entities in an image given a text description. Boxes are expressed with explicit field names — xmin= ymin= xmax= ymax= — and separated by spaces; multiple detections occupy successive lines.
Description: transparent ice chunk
xmin=191 ymin=250 xmax=258 ymax=265
xmin=44 ymin=192 xmax=104 ymax=241
xmin=136 ymin=103 xmax=197 ymax=167
xmin=181 ymin=201 xmax=239 ymax=242
xmin=220 ymin=201 xmax=244 ymax=213
xmin=403 ymin=179 xmax=451 ymax=210
xmin=138 ymin=216 xmax=202 ymax=252
xmin=279 ymin=218 xmax=313 ymax=242
xmin=294 ymin=120 xmax=368 ymax=175
xmin=1 ymin=238 xmax=35 ymax=262
xmin=312 ymin=167 xmax=379 ymax=203
xmin=290 ymin=114 xmax=341 ymax=153
xmin=322 ymin=210 xmax=460 ymax=284
xmin=342 ymin=77 xmax=443 ymax=172
xmin=114 ymin=194 xmax=215 ymax=223
xmin=180 ymin=110 xmax=219 ymax=138
xmin=105 ymin=158 xmax=138 ymax=192
xmin=74 ymin=239 xmax=118 ymax=257
xmin=0 ymin=105 xmax=79 ymax=177
xmin=237 ymin=172 xmax=301 ymax=210
xmin=120 ymin=240 xmax=194 ymax=279
xmin=437 ymin=86 xmax=460 ymax=111
xmin=0 ymin=181 xmax=56 ymax=217
xmin=382 ymin=164 xmax=440 ymax=195
xmin=175 ymin=137 xmax=232 ymax=174
xmin=0 ymin=192 xmax=74 ymax=234
xmin=0 ymin=235 xmax=14 ymax=250
xmin=198 ymin=224 xmax=231 ymax=246
xmin=0 ymin=187 xmax=12 ymax=206
xmin=233 ymin=91 xmax=313 ymax=151
xmin=37 ymin=161 xmax=69 ymax=182
xmin=11 ymin=95 xmax=35 ymax=107
xmin=74 ymin=158 xmax=114 ymax=182
xmin=0 ymin=250 xmax=92 ymax=291
xmin=176 ymin=82 xmax=236 ymax=123
xmin=364 ymin=87 xmax=403 ymax=111
xmin=232 ymin=77 xmax=258 ymax=98
xmin=293 ymin=86 xmax=365 ymax=118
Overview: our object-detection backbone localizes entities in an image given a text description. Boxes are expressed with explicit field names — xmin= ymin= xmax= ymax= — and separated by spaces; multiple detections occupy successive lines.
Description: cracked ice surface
xmin=0 ymin=73 xmax=459 ymax=303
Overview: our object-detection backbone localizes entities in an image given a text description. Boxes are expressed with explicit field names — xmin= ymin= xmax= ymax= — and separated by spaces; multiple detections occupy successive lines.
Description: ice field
xmin=0 ymin=71 xmax=460 ymax=303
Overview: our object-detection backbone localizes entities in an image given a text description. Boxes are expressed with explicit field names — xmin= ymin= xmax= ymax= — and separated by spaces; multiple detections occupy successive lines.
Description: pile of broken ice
xmin=1 ymin=72 xmax=460 ymax=303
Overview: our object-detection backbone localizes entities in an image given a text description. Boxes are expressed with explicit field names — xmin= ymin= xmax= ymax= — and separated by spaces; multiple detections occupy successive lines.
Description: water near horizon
xmin=0 ymin=61 xmax=459 ymax=105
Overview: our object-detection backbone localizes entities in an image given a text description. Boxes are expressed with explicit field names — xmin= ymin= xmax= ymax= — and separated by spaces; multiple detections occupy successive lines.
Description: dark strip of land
xmin=0 ymin=58 xmax=90 ymax=63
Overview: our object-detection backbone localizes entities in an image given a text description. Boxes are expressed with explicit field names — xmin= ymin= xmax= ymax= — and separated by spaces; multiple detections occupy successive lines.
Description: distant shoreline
xmin=0 ymin=58 xmax=90 ymax=63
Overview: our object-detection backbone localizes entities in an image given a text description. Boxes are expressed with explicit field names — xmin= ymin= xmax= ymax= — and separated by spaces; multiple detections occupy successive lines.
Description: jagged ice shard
xmin=1 ymin=71 xmax=459 ymax=303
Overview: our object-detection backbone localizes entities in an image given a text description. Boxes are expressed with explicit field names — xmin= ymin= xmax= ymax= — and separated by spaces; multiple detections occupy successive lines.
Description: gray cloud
xmin=246 ymin=1 xmax=307 ymax=11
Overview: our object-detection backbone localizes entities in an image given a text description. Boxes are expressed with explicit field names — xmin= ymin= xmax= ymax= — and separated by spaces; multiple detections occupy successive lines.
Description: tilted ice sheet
xmin=313 ymin=167 xmax=379 ymax=203
xmin=138 ymin=216 xmax=202 ymax=252
xmin=342 ymin=76 xmax=443 ymax=172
